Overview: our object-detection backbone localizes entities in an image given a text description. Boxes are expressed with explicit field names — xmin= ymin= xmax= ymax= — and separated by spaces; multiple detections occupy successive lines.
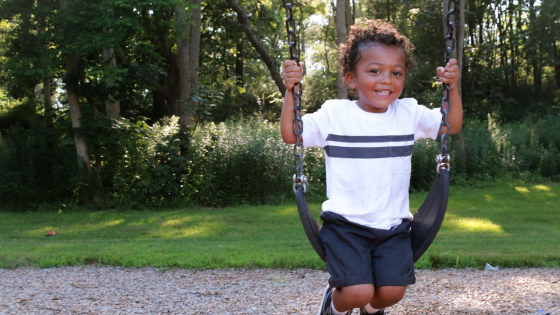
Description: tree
xmin=103 ymin=8 xmax=120 ymax=120
xmin=225 ymin=0 xmax=285 ymax=96
xmin=336 ymin=0 xmax=349 ymax=99
xmin=59 ymin=0 xmax=91 ymax=172
xmin=175 ymin=0 xmax=202 ymax=146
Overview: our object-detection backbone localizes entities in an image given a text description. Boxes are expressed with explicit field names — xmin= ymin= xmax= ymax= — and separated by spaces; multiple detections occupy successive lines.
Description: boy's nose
xmin=380 ymin=73 xmax=392 ymax=84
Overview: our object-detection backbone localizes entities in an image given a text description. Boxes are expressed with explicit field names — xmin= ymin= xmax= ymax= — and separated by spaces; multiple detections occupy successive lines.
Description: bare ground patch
xmin=0 ymin=267 xmax=558 ymax=314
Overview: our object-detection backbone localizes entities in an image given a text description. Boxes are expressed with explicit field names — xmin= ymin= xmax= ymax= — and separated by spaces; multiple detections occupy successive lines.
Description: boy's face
xmin=345 ymin=44 xmax=406 ymax=113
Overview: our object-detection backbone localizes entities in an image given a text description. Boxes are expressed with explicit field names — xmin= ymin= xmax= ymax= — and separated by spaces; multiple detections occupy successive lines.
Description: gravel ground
xmin=0 ymin=267 xmax=558 ymax=315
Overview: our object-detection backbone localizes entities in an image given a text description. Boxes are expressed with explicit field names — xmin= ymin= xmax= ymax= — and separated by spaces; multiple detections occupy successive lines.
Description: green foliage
xmin=411 ymin=138 xmax=440 ymax=191
xmin=0 ymin=124 xmax=84 ymax=208
xmin=188 ymin=119 xmax=294 ymax=206
xmin=0 ymin=97 xmax=37 ymax=129
xmin=455 ymin=119 xmax=501 ymax=181
xmin=85 ymin=115 xmax=191 ymax=205
xmin=487 ymin=115 xmax=560 ymax=180
xmin=2 ymin=115 xmax=560 ymax=209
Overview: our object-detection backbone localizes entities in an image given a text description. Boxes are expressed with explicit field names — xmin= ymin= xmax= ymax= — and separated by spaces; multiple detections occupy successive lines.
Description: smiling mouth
xmin=376 ymin=90 xmax=391 ymax=96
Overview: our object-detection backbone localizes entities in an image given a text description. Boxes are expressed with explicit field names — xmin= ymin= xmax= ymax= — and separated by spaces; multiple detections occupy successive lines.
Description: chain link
xmin=283 ymin=0 xmax=307 ymax=192
xmin=437 ymin=0 xmax=457 ymax=173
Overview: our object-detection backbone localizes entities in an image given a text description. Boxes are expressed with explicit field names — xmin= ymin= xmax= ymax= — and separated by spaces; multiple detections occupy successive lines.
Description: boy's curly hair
xmin=339 ymin=19 xmax=416 ymax=78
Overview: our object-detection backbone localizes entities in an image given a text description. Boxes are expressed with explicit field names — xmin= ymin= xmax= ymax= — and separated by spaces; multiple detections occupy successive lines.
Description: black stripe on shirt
xmin=323 ymin=144 xmax=414 ymax=159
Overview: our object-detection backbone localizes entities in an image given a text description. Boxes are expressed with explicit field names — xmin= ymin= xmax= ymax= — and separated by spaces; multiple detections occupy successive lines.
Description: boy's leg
xmin=362 ymin=219 xmax=414 ymax=314
xmin=369 ymin=286 xmax=406 ymax=308
xmin=332 ymin=284 xmax=374 ymax=311
xmin=357 ymin=286 xmax=406 ymax=315
xmin=319 ymin=213 xmax=414 ymax=314
xmin=317 ymin=285 xmax=354 ymax=315
xmin=332 ymin=284 xmax=405 ymax=313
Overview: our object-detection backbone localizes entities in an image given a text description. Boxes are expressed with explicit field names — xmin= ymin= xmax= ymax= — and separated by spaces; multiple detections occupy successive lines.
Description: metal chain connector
xmin=283 ymin=0 xmax=306 ymax=192
xmin=438 ymin=0 xmax=457 ymax=173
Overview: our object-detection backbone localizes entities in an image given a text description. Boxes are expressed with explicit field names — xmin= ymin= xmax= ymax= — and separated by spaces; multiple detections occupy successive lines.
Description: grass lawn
xmin=0 ymin=180 xmax=558 ymax=269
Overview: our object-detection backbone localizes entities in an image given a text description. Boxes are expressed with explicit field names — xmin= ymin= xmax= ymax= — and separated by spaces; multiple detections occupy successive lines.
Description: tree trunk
xmin=175 ymin=0 xmax=201 ymax=133
xmin=65 ymin=53 xmax=91 ymax=172
xmin=59 ymin=0 xmax=90 ymax=172
xmin=528 ymin=0 xmax=542 ymax=92
xmin=103 ymin=47 xmax=120 ymax=119
xmin=38 ymin=0 xmax=54 ymax=128
xmin=175 ymin=3 xmax=192 ymax=127
xmin=225 ymin=0 xmax=285 ymax=96
xmin=351 ymin=0 xmax=356 ymax=25
xmin=345 ymin=0 xmax=352 ymax=30
xmin=187 ymin=0 xmax=201 ymax=131
xmin=102 ymin=7 xmax=120 ymax=119
xmin=336 ymin=0 xmax=348 ymax=99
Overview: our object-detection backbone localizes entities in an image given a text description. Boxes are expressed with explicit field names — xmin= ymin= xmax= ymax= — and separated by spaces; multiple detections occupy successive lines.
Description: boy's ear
xmin=345 ymin=72 xmax=357 ymax=89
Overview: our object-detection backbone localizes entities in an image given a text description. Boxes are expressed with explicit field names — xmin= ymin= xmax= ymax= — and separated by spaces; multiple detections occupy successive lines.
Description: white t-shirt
xmin=302 ymin=98 xmax=442 ymax=229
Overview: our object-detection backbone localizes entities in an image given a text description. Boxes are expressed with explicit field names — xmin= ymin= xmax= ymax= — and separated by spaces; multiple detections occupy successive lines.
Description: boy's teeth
xmin=376 ymin=90 xmax=390 ymax=95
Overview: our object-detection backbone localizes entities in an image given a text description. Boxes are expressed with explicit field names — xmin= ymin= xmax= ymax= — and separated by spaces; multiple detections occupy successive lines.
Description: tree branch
xmin=225 ymin=0 xmax=286 ymax=96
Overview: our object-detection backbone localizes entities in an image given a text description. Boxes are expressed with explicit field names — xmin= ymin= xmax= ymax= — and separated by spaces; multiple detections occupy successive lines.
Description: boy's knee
xmin=336 ymin=284 xmax=374 ymax=307
xmin=371 ymin=286 xmax=407 ymax=307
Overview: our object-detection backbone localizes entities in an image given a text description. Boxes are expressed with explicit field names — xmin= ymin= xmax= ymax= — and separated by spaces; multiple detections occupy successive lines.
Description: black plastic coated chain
xmin=437 ymin=0 xmax=456 ymax=173
xmin=282 ymin=0 xmax=307 ymax=192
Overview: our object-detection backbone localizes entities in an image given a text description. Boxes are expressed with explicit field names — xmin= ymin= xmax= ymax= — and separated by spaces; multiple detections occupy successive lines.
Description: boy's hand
xmin=283 ymin=60 xmax=304 ymax=90
xmin=437 ymin=58 xmax=460 ymax=90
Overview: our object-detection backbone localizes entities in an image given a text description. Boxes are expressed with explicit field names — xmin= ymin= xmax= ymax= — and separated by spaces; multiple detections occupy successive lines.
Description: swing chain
xmin=283 ymin=0 xmax=307 ymax=192
xmin=437 ymin=0 xmax=457 ymax=173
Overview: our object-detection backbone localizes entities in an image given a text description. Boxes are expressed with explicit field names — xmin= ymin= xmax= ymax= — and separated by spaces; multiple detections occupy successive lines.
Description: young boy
xmin=280 ymin=20 xmax=463 ymax=315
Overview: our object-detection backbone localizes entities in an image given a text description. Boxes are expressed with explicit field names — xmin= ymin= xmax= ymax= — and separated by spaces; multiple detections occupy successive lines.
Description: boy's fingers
xmin=283 ymin=60 xmax=298 ymax=68
xmin=446 ymin=59 xmax=458 ymax=67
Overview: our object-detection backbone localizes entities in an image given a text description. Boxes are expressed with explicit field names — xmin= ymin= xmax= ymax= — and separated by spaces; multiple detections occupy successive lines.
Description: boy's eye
xmin=393 ymin=71 xmax=403 ymax=76
xmin=369 ymin=69 xmax=380 ymax=74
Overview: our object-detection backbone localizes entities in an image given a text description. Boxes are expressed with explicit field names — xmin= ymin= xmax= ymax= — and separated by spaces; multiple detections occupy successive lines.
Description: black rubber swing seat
xmin=295 ymin=185 xmax=326 ymax=261
xmin=295 ymin=168 xmax=449 ymax=263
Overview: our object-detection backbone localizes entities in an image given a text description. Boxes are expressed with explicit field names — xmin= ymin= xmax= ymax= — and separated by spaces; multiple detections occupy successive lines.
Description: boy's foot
xmin=359 ymin=307 xmax=385 ymax=315
xmin=316 ymin=285 xmax=352 ymax=315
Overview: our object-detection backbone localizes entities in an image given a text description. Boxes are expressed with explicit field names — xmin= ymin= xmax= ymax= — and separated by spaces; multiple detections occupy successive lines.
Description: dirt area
xmin=0 ymin=267 xmax=558 ymax=314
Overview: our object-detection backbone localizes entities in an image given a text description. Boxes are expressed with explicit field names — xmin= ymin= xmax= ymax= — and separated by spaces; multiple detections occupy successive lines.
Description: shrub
xmin=0 ymin=124 xmax=83 ymax=209
xmin=188 ymin=119 xmax=295 ymax=206
xmin=2 ymin=113 xmax=559 ymax=209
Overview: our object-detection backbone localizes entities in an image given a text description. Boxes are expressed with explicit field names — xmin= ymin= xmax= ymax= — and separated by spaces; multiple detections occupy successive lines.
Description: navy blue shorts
xmin=320 ymin=211 xmax=416 ymax=288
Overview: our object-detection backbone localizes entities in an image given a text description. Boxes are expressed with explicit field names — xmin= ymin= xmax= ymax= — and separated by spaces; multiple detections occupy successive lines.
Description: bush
xmin=1 ymin=113 xmax=559 ymax=209
xmin=459 ymin=119 xmax=501 ymax=180
xmin=188 ymin=119 xmax=295 ymax=206
xmin=487 ymin=115 xmax=560 ymax=179
xmin=0 ymin=124 xmax=83 ymax=209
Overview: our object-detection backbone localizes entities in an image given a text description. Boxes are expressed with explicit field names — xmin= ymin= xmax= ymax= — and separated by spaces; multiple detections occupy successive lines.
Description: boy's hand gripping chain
xmin=437 ymin=0 xmax=456 ymax=173
xmin=283 ymin=0 xmax=307 ymax=192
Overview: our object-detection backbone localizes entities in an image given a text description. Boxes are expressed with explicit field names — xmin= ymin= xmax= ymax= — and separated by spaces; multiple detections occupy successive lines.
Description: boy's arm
xmin=280 ymin=89 xmax=297 ymax=144
xmin=446 ymin=86 xmax=463 ymax=135
xmin=437 ymin=59 xmax=463 ymax=135
xmin=280 ymin=60 xmax=304 ymax=144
